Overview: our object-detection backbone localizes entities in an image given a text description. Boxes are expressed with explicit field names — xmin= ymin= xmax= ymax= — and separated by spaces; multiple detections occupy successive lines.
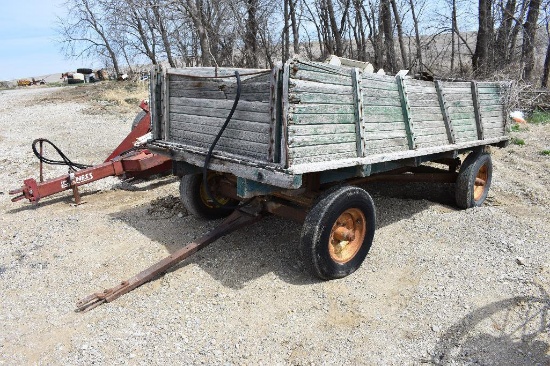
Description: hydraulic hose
xmin=202 ymin=71 xmax=241 ymax=208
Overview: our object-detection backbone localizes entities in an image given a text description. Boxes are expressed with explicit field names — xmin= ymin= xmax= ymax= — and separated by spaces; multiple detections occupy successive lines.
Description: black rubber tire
xmin=300 ymin=186 xmax=376 ymax=280
xmin=77 ymin=68 xmax=93 ymax=75
xmin=455 ymin=152 xmax=493 ymax=209
xmin=131 ymin=110 xmax=147 ymax=131
xmin=179 ymin=174 xmax=237 ymax=219
xmin=67 ymin=79 xmax=84 ymax=84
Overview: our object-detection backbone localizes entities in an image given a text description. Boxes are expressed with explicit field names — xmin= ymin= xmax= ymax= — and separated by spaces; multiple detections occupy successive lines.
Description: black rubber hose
xmin=202 ymin=71 xmax=241 ymax=208
xmin=32 ymin=138 xmax=92 ymax=171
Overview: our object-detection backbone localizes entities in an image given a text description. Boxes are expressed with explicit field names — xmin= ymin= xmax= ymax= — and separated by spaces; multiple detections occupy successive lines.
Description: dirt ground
xmin=0 ymin=85 xmax=549 ymax=365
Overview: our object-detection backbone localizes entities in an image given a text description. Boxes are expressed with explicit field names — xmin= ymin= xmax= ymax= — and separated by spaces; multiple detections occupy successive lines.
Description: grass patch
xmin=541 ymin=150 xmax=550 ymax=156
xmin=511 ymin=137 xmax=525 ymax=146
xmin=511 ymin=124 xmax=521 ymax=132
xmin=528 ymin=110 xmax=550 ymax=124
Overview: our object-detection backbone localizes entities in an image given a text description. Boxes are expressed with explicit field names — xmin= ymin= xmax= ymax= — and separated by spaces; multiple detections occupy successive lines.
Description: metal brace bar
xmin=471 ymin=81 xmax=484 ymax=140
xmin=76 ymin=206 xmax=263 ymax=312
xmin=396 ymin=75 xmax=417 ymax=150
xmin=435 ymin=80 xmax=456 ymax=144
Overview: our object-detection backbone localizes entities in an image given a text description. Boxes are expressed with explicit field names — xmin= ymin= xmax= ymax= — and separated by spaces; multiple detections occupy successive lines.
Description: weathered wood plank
xmin=288 ymin=142 xmax=356 ymax=158
xmin=169 ymin=89 xmax=228 ymax=99
xmin=289 ymin=79 xmax=353 ymax=94
xmin=409 ymin=106 xmax=443 ymax=115
xmin=288 ymin=113 xmax=355 ymax=125
xmin=170 ymin=129 xmax=268 ymax=155
xmin=481 ymin=117 xmax=505 ymax=125
xmin=291 ymin=69 xmax=352 ymax=86
xmin=364 ymin=121 xmax=407 ymax=132
xmin=362 ymin=97 xmax=402 ymax=107
xmin=170 ymin=122 xmax=269 ymax=144
xmin=288 ymin=133 xmax=356 ymax=147
xmin=407 ymin=110 xmax=447 ymax=123
xmin=414 ymin=126 xmax=449 ymax=136
xmin=288 ymin=123 xmax=356 ymax=136
xmin=224 ymin=92 xmax=271 ymax=102
xmin=170 ymin=104 xmax=271 ymax=124
xmin=289 ymin=151 xmax=357 ymax=165
xmin=169 ymin=113 xmax=270 ymax=133
xmin=292 ymin=61 xmax=351 ymax=76
xmin=408 ymin=95 xmax=441 ymax=107
xmin=362 ymin=79 xmax=399 ymax=91
xmin=167 ymin=67 xmax=269 ymax=78
xmin=363 ymin=114 xmax=405 ymax=124
xmin=453 ymin=124 xmax=477 ymax=133
xmin=289 ymin=92 xmax=354 ymax=105
xmin=169 ymin=96 xmax=270 ymax=113
xmin=365 ymin=130 xmax=408 ymax=140
xmin=410 ymin=120 xmax=447 ymax=129
xmin=405 ymin=85 xmax=439 ymax=94
xmin=366 ymin=137 xmax=410 ymax=152
xmin=362 ymin=89 xmax=401 ymax=99
xmin=363 ymin=105 xmax=404 ymax=116
xmin=290 ymin=104 xmax=355 ymax=115
xmin=478 ymin=87 xmax=501 ymax=94
xmin=450 ymin=118 xmax=477 ymax=127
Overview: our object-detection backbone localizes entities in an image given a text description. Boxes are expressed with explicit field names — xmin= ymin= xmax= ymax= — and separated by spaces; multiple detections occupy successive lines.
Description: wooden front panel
xmin=166 ymin=71 xmax=272 ymax=162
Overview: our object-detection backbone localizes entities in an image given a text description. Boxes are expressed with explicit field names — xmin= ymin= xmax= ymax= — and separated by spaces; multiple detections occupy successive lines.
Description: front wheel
xmin=455 ymin=152 xmax=493 ymax=209
xmin=179 ymin=173 xmax=238 ymax=220
xmin=300 ymin=186 xmax=376 ymax=280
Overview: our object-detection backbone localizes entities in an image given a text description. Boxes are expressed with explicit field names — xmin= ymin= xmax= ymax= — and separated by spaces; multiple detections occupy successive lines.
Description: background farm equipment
xmin=9 ymin=101 xmax=171 ymax=204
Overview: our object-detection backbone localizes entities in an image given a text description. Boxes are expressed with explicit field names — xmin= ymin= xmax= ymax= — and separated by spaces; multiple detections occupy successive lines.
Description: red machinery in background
xmin=10 ymin=101 xmax=171 ymax=204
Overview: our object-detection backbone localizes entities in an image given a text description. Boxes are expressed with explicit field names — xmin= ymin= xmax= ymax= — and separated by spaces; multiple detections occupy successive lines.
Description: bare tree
xmin=390 ymin=0 xmax=408 ymax=68
xmin=58 ymin=0 xmax=122 ymax=75
xmin=521 ymin=0 xmax=542 ymax=80
xmin=381 ymin=0 xmax=397 ymax=72
xmin=472 ymin=0 xmax=494 ymax=76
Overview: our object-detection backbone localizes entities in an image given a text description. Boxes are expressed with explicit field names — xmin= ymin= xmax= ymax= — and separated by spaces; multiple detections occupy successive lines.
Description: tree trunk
xmin=451 ymin=0 xmax=457 ymax=72
xmin=495 ymin=0 xmax=516 ymax=66
xmin=409 ymin=0 xmax=423 ymax=71
xmin=283 ymin=0 xmax=290 ymax=62
xmin=509 ymin=0 xmax=529 ymax=62
xmin=542 ymin=38 xmax=550 ymax=88
xmin=381 ymin=0 xmax=397 ymax=72
xmin=151 ymin=1 xmax=175 ymax=67
xmin=521 ymin=0 xmax=541 ymax=81
xmin=390 ymin=0 xmax=408 ymax=69
xmin=289 ymin=0 xmax=300 ymax=55
xmin=472 ymin=0 xmax=494 ymax=76
xmin=244 ymin=0 xmax=259 ymax=68
xmin=326 ymin=0 xmax=344 ymax=56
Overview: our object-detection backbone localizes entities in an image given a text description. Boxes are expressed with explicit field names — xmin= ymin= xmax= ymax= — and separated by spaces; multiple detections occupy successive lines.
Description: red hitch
xmin=9 ymin=102 xmax=171 ymax=205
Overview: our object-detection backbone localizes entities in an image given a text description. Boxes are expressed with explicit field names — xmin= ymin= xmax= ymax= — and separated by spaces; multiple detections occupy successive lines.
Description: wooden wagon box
xmin=148 ymin=59 xmax=509 ymax=194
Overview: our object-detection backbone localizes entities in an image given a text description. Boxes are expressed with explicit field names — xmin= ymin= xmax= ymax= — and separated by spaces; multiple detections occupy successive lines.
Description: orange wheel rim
xmin=473 ymin=163 xmax=488 ymax=201
xmin=329 ymin=208 xmax=367 ymax=264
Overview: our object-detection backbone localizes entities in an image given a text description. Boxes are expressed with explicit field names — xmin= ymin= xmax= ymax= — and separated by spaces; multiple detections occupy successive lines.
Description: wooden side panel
xmin=406 ymin=79 xmax=449 ymax=148
xmin=166 ymin=70 xmax=273 ymax=161
xmin=286 ymin=62 xmax=357 ymax=165
xmin=440 ymin=81 xmax=478 ymax=143
xmin=362 ymin=74 xmax=409 ymax=154
xmin=478 ymin=82 xmax=507 ymax=138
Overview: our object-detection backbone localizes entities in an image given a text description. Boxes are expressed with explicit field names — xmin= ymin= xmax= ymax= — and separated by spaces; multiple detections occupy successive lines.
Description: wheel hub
xmin=474 ymin=163 xmax=488 ymax=201
xmin=329 ymin=208 xmax=367 ymax=264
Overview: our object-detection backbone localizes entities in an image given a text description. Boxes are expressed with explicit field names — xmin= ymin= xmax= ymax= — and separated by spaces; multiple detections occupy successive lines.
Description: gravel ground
xmin=1 ymin=86 xmax=549 ymax=365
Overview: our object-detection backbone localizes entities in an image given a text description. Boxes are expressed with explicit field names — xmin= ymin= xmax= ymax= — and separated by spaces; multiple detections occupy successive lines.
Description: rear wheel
xmin=455 ymin=152 xmax=493 ymax=209
xmin=179 ymin=173 xmax=238 ymax=219
xmin=300 ymin=186 xmax=376 ymax=280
